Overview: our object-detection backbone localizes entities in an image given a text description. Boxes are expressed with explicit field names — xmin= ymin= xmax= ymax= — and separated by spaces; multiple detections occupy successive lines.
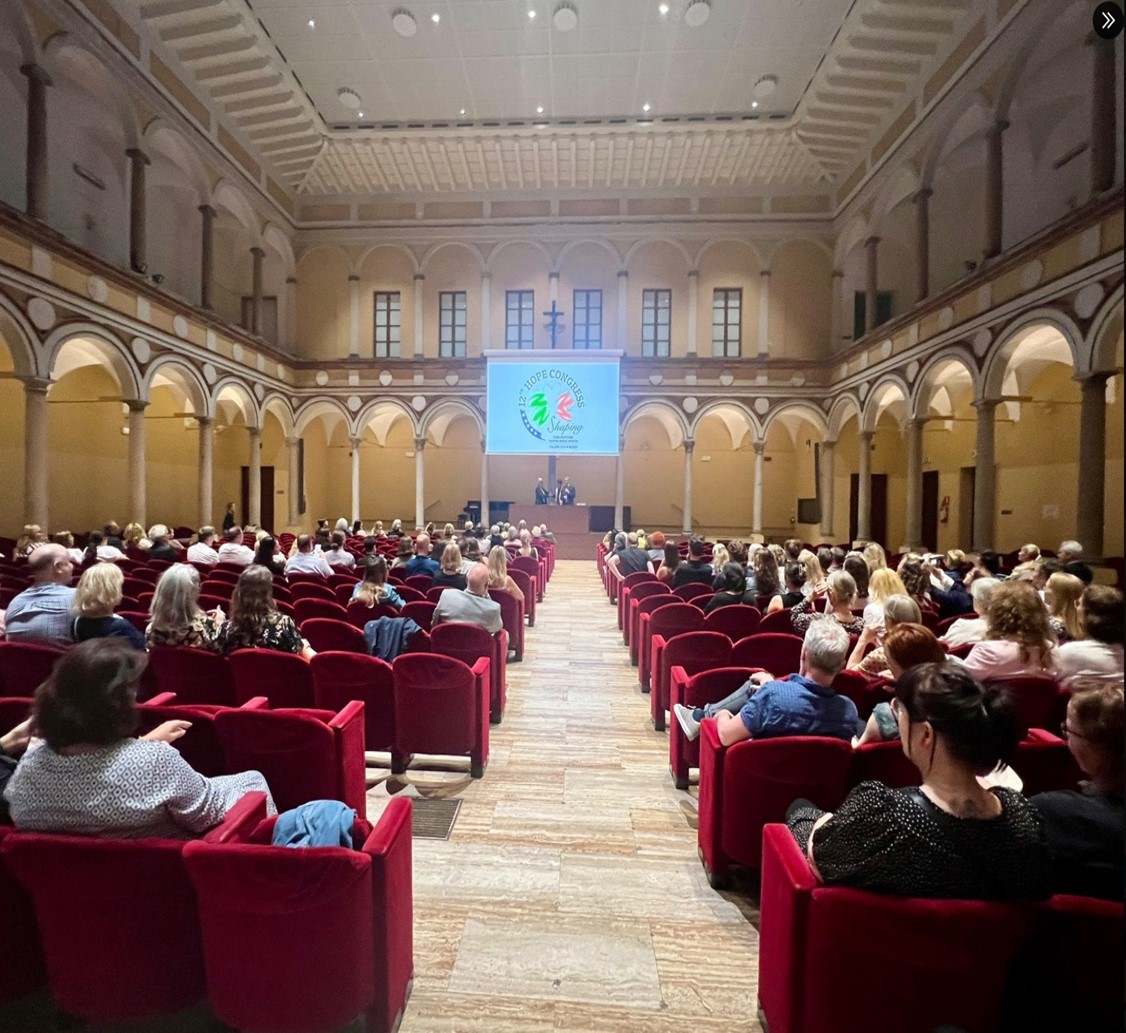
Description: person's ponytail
xmin=979 ymin=684 xmax=1021 ymax=769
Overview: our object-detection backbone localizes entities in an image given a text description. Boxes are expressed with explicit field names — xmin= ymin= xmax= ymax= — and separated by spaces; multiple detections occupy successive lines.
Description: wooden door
xmin=241 ymin=466 xmax=275 ymax=532
xmin=922 ymin=470 xmax=940 ymax=552
xmin=849 ymin=473 xmax=889 ymax=546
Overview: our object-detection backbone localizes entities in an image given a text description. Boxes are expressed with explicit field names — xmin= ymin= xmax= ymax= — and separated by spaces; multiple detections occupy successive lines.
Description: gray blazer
xmin=431 ymin=588 xmax=503 ymax=635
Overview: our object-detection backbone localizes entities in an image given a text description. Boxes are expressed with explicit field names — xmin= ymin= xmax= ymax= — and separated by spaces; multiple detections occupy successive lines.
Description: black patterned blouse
xmin=216 ymin=612 xmax=304 ymax=656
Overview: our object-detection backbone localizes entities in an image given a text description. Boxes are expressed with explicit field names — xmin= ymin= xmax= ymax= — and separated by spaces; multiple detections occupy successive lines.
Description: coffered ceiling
xmin=121 ymin=0 xmax=994 ymax=198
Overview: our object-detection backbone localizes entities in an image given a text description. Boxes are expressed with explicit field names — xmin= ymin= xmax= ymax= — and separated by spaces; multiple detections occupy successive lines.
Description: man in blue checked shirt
xmin=4 ymin=544 xmax=78 ymax=648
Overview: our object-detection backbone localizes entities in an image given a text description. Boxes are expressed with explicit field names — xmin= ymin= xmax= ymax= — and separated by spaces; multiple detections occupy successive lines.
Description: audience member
xmin=216 ymin=527 xmax=254 ymax=566
xmin=1055 ymin=585 xmax=1124 ymax=685
xmin=284 ymin=534 xmax=333 ymax=578
xmin=387 ymin=519 xmax=404 ymax=539
xmin=187 ymin=526 xmax=220 ymax=566
xmin=847 ymin=594 xmax=922 ymax=677
xmin=460 ymin=536 xmax=482 ymax=572
xmin=3 ymin=544 xmax=78 ymax=647
xmin=1044 ymin=571 xmax=1084 ymax=643
xmin=486 ymin=546 xmax=524 ymax=603
xmin=862 ymin=541 xmax=887 ymax=573
xmin=352 ymin=557 xmax=404 ymax=609
xmin=404 ymin=533 xmax=440 ymax=576
xmin=121 ymin=521 xmax=147 ymax=552
xmin=83 ymin=530 xmax=124 ymax=564
xmin=816 ymin=547 xmax=833 ymax=578
xmin=924 ymin=554 xmax=974 ymax=619
xmin=708 ymin=544 xmax=731 ymax=589
xmin=672 ymin=619 xmax=856 ymax=746
xmin=1031 ymin=680 xmax=1123 ymax=900
xmin=517 ymin=530 xmax=538 ymax=560
xmin=222 ymin=502 xmax=236 ymax=531
xmin=390 ymin=537 xmax=414 ymax=569
xmin=704 ymin=563 xmax=756 ymax=612
xmin=251 ymin=535 xmax=286 ymax=575
xmin=783 ymin=538 xmax=803 ymax=563
xmin=843 ymin=552 xmax=870 ymax=606
xmin=608 ymin=533 xmax=652 ymax=580
xmin=862 ymin=568 xmax=907 ymax=641
xmin=791 ymin=570 xmax=864 ymax=636
xmin=896 ymin=554 xmax=936 ymax=612
xmin=50 ymin=531 xmax=84 ymax=566
xmin=433 ymin=543 xmax=468 ymax=591
xmin=787 ymin=662 xmax=1051 ymax=899
xmin=646 ymin=531 xmax=667 ymax=564
xmin=963 ymin=580 xmax=1057 ymax=681
xmin=778 ymin=563 xmax=806 ymax=610
xmin=324 ymin=531 xmax=356 ymax=569
xmin=218 ymin=567 xmax=312 ymax=658
xmin=71 ymin=563 xmax=145 ymax=650
xmin=15 ymin=524 xmax=47 ymax=556
xmin=656 ymin=542 xmax=680 ymax=584
xmin=3 ymin=639 xmax=274 ymax=837
xmin=146 ymin=564 xmax=222 ymax=651
xmin=939 ymin=577 xmax=998 ymax=648
xmin=146 ymin=525 xmax=179 ymax=562
xmin=432 ymin=563 xmax=503 ymax=634
xmin=798 ymin=550 xmax=825 ymax=598
xmin=1057 ymin=539 xmax=1093 ymax=585
xmin=751 ymin=548 xmax=784 ymax=612
xmin=673 ymin=538 xmax=713 ymax=588
xmin=829 ymin=547 xmax=846 ymax=571
xmin=1018 ymin=543 xmax=1041 ymax=564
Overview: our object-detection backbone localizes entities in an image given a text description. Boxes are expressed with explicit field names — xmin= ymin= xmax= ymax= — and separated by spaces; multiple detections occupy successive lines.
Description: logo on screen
xmin=518 ymin=369 xmax=585 ymax=447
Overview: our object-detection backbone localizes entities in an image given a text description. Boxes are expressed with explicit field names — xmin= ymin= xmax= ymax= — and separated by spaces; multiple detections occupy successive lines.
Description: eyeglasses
xmin=1059 ymin=722 xmax=1088 ymax=740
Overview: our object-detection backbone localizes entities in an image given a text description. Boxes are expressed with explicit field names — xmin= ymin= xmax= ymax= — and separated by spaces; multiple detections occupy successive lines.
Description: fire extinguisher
xmin=939 ymin=495 xmax=951 ymax=524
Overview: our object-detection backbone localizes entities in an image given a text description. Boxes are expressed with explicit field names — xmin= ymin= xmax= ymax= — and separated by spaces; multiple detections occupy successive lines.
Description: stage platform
xmin=508 ymin=504 xmax=604 ymax=560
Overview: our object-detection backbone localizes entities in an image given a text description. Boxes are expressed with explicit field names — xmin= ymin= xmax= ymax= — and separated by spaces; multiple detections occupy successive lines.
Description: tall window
xmin=572 ymin=289 xmax=602 ymax=349
xmin=712 ymin=288 xmax=742 ymax=357
xmin=373 ymin=291 xmax=401 ymax=357
xmin=439 ymin=291 xmax=467 ymax=357
xmin=506 ymin=290 xmax=535 ymax=349
xmin=641 ymin=289 xmax=671 ymax=357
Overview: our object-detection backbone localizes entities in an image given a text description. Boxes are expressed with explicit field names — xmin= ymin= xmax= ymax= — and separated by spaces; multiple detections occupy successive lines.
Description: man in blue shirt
xmin=4 ymin=544 xmax=78 ymax=648
xmin=673 ymin=618 xmax=857 ymax=746
xmin=403 ymin=533 xmax=440 ymax=576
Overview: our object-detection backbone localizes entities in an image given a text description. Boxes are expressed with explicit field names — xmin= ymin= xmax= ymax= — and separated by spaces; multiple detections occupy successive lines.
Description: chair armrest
xmin=139 ymin=692 xmax=178 ymax=707
xmin=472 ymin=657 xmax=491 ymax=771
xmin=696 ymin=718 xmax=728 ymax=885
xmin=669 ymin=666 xmax=690 ymax=709
xmin=240 ymin=696 xmax=270 ymax=710
xmin=495 ymin=629 xmax=509 ymax=660
xmin=328 ymin=699 xmax=366 ymax=729
xmin=331 ymin=701 xmax=368 ymax=819
xmin=1024 ymin=728 xmax=1064 ymax=745
xmin=203 ymin=791 xmax=270 ymax=845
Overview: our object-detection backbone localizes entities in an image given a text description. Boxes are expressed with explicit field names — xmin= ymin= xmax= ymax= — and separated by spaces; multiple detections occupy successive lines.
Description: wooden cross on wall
xmin=543 ymin=300 xmax=566 ymax=349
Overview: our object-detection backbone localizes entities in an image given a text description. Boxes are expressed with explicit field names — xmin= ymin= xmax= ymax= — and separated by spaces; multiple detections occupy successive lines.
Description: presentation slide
xmin=486 ymin=355 xmax=620 ymax=455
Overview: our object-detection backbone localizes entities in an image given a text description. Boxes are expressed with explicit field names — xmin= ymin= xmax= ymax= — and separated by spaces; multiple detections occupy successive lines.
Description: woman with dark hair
xmin=787 ymin=661 xmax=1051 ymax=899
xmin=1055 ymin=585 xmax=1123 ymax=685
xmin=656 ymin=542 xmax=680 ymax=584
xmin=251 ymin=535 xmax=285 ymax=575
xmin=3 ymin=639 xmax=274 ymax=837
xmin=778 ymin=563 xmax=805 ymax=609
xmin=390 ymin=537 xmax=414 ymax=569
xmin=1031 ymin=680 xmax=1123 ymax=899
xmin=753 ymin=548 xmax=784 ymax=613
xmin=352 ymin=557 xmax=404 ymax=609
xmin=217 ymin=567 xmax=312 ymax=658
xmin=82 ymin=529 xmax=123 ymax=565
xmin=896 ymin=554 xmax=937 ymax=613
xmin=843 ymin=552 xmax=870 ymax=606
xmin=704 ymin=563 xmax=756 ymax=612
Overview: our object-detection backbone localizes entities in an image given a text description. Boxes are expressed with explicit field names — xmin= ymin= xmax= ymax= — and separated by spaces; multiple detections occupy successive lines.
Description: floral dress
xmin=145 ymin=612 xmax=222 ymax=652
xmin=216 ymin=612 xmax=304 ymax=655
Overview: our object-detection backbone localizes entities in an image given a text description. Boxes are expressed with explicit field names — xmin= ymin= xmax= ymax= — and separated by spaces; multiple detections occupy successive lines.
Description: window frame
xmin=505 ymin=289 xmax=535 ymax=350
xmin=572 ymin=288 xmax=603 ymax=350
xmin=373 ymin=290 xmax=402 ymax=358
xmin=641 ymin=288 xmax=672 ymax=357
xmin=711 ymin=287 xmax=742 ymax=358
xmin=438 ymin=290 xmax=468 ymax=358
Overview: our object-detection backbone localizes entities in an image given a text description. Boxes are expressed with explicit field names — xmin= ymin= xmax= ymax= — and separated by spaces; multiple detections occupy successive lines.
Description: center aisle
xmin=386 ymin=559 xmax=764 ymax=1033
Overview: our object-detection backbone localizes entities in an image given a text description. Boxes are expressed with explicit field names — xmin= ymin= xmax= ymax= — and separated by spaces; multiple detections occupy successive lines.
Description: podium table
xmin=508 ymin=504 xmax=610 ymax=559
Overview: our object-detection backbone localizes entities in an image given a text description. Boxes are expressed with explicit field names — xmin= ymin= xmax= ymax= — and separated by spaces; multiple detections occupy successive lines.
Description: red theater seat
xmin=650 ymin=630 xmax=731 ymax=731
xmin=668 ymin=666 xmax=757 ymax=790
xmin=730 ymin=633 xmax=804 ymax=678
xmin=311 ymin=651 xmax=396 ymax=753
xmin=0 ymin=641 xmax=64 ymax=697
xmin=638 ymin=603 xmax=703 ymax=692
xmin=703 ymin=604 xmax=762 ymax=641
xmin=228 ymin=648 xmax=315 ymax=709
xmin=431 ymin=621 xmax=509 ymax=724
xmin=302 ymin=617 xmax=368 ymax=654
xmin=146 ymin=646 xmax=237 ymax=707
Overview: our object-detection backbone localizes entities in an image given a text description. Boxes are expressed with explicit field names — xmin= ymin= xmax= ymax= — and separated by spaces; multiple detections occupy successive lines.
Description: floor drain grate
xmin=410 ymin=798 xmax=462 ymax=840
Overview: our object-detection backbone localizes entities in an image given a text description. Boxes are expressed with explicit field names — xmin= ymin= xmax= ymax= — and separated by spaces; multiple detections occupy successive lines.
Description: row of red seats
xmin=0 ymin=792 xmax=414 ymax=1032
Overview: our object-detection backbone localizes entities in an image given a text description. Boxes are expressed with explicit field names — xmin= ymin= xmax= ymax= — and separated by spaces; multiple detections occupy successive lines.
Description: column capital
xmin=831 ymin=268 xmax=844 ymax=279
xmin=864 ymin=235 xmax=881 ymax=249
xmin=760 ymin=268 xmax=772 ymax=279
xmin=821 ymin=438 xmax=837 ymax=450
xmin=348 ymin=273 xmax=360 ymax=283
xmin=20 ymin=64 xmax=52 ymax=86
xmin=248 ymin=425 xmax=263 ymax=439
xmin=124 ymin=398 xmax=149 ymax=414
xmin=687 ymin=268 xmax=700 ymax=279
xmin=125 ymin=147 xmax=151 ymax=166
xmin=617 ymin=269 xmax=629 ymax=279
xmin=250 ymin=246 xmax=265 ymax=259
xmin=913 ymin=187 xmax=934 ymax=203
xmin=19 ymin=376 xmax=51 ymax=395
xmin=198 ymin=203 xmax=215 ymax=218
xmin=414 ymin=436 xmax=427 ymax=451
xmin=285 ymin=435 xmax=300 ymax=447
xmin=349 ymin=436 xmax=363 ymax=450
xmin=987 ymin=119 xmax=1010 ymax=137
xmin=972 ymin=397 xmax=1001 ymax=412
xmin=752 ymin=439 xmax=765 ymax=455
xmin=906 ymin=415 xmax=928 ymax=428
xmin=1076 ymin=370 xmax=1113 ymax=387
xmin=413 ymin=272 xmax=425 ymax=281
xmin=286 ymin=275 xmax=298 ymax=285
xmin=683 ymin=437 xmax=695 ymax=453
xmin=858 ymin=428 xmax=875 ymax=443
xmin=548 ymin=270 xmax=560 ymax=280
xmin=196 ymin=414 xmax=213 ymax=427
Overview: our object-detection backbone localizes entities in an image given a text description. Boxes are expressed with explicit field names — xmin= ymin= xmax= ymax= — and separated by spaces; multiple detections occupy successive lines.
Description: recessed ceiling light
xmin=528 ymin=9 xmax=537 ymax=19
xmin=357 ymin=110 xmax=364 ymax=118
xmin=536 ymin=105 xmax=544 ymax=114
xmin=553 ymin=2 xmax=578 ymax=31
xmin=307 ymin=18 xmax=315 ymax=28
xmin=751 ymin=101 xmax=758 ymax=109
xmin=684 ymin=0 xmax=710 ymax=27
xmin=642 ymin=103 xmax=650 ymax=112
xmin=431 ymin=12 xmax=440 ymax=22
xmin=338 ymin=87 xmax=362 ymax=110
xmin=391 ymin=8 xmax=418 ymax=37
xmin=459 ymin=108 xmax=467 ymax=116
xmin=658 ymin=2 xmax=669 ymax=14
xmin=753 ymin=75 xmax=778 ymax=100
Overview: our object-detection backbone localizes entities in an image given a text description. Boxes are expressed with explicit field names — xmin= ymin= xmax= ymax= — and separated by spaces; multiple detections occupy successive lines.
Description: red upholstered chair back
xmin=401 ymin=600 xmax=436 ymax=632
xmin=661 ymin=631 xmax=732 ymax=683
xmin=347 ymin=599 xmax=402 ymax=629
xmin=0 ymin=832 xmax=206 ymax=1021
xmin=302 ymin=617 xmax=367 ymax=654
xmin=704 ymin=604 xmax=762 ymax=641
xmin=730 ymin=633 xmax=804 ymax=678
xmin=312 ymin=651 xmax=396 ymax=752
xmin=147 ymin=646 xmax=237 ymax=707
xmin=294 ymin=597 xmax=350 ymax=626
xmin=506 ymin=568 xmax=537 ymax=618
xmin=334 ymin=582 xmax=358 ymax=606
xmin=674 ymin=582 xmax=713 ymax=602
xmin=1010 ymin=731 xmax=1084 ymax=796
xmin=430 ymin=621 xmax=493 ymax=671
xmin=285 ymin=572 xmax=329 ymax=585
xmin=213 ymin=707 xmax=343 ymax=812
xmin=117 ymin=611 xmax=150 ymax=634
xmin=288 ymin=581 xmax=337 ymax=603
xmin=509 ymin=556 xmax=539 ymax=579
xmin=405 ymin=574 xmax=435 ymax=592
xmin=204 ymin=568 xmax=240 ymax=585
xmin=199 ymin=579 xmax=236 ymax=602
xmin=0 ymin=641 xmax=64 ymax=697
xmin=622 ymin=570 xmax=658 ymax=589
xmin=228 ymin=648 xmax=315 ymax=708
xmin=757 ymin=608 xmax=796 ymax=634
xmin=0 ymin=826 xmax=46 ymax=1005
xmin=121 ymin=576 xmax=153 ymax=600
xmin=627 ymin=581 xmax=671 ymax=608
xmin=488 ymin=590 xmax=525 ymax=661
xmin=426 ymin=585 xmax=450 ymax=603
xmin=722 ymin=735 xmax=853 ymax=869
xmin=634 ymin=593 xmax=679 ymax=627
xmin=135 ymin=701 xmax=229 ymax=778
xmin=849 ymin=740 xmax=921 ymax=790
xmin=831 ymin=669 xmax=887 ymax=721
xmin=394 ymin=584 xmax=426 ymax=603
xmin=0 ymin=695 xmax=33 ymax=733
xmin=392 ymin=653 xmax=477 ymax=757
xmin=648 ymin=602 xmax=704 ymax=640
xmin=984 ymin=675 xmax=1059 ymax=732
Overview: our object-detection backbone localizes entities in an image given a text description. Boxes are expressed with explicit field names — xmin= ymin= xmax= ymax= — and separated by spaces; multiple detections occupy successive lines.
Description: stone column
xmin=350 ymin=436 xmax=362 ymax=525
xmin=20 ymin=64 xmax=51 ymax=221
xmin=480 ymin=272 xmax=491 ymax=352
xmin=819 ymin=439 xmax=836 ymax=538
xmin=285 ymin=436 xmax=300 ymax=527
xmin=197 ymin=416 xmax=213 ymax=528
xmin=348 ymin=274 xmax=360 ymax=357
xmin=22 ymin=377 xmax=50 ymax=529
xmin=686 ymin=269 xmax=699 ymax=356
xmin=864 ymin=237 xmax=880 ymax=335
xmin=414 ymin=437 xmax=426 ymax=530
xmin=617 ymin=270 xmax=629 ymax=351
xmin=1090 ymin=36 xmax=1118 ymax=197
xmin=479 ymin=441 xmax=489 ymax=530
xmin=413 ymin=273 xmax=425 ymax=357
xmin=1077 ymin=373 xmax=1110 ymax=557
xmin=902 ymin=418 xmax=925 ymax=551
xmin=757 ymin=270 xmax=771 ymax=356
xmin=247 ymin=426 xmax=262 ymax=528
xmin=856 ymin=430 xmax=873 ymax=541
xmin=199 ymin=205 xmax=215 ymax=309
xmin=126 ymin=400 xmax=148 ymax=526
xmin=284 ymin=276 xmax=298 ymax=352
xmin=984 ymin=121 xmax=1008 ymax=260
xmin=914 ymin=187 xmax=932 ymax=303
xmin=830 ymin=269 xmax=844 ymax=346
xmin=614 ymin=441 xmax=625 ymax=532
xmin=971 ymin=399 xmax=999 ymax=552
xmin=681 ymin=438 xmax=695 ymax=534
xmin=126 ymin=148 xmax=150 ymax=274
xmin=249 ymin=246 xmax=265 ymax=335
xmin=752 ymin=440 xmax=765 ymax=536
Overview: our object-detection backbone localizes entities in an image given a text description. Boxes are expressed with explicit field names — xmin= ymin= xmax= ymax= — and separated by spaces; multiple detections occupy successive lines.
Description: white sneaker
xmin=673 ymin=703 xmax=702 ymax=742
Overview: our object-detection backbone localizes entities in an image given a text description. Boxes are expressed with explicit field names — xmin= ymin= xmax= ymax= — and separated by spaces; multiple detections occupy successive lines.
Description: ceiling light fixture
xmin=431 ymin=12 xmax=440 ymax=22
xmin=658 ymin=2 xmax=669 ymax=14
xmin=391 ymin=8 xmax=418 ymax=37
xmin=460 ymin=107 xmax=467 ymax=116
xmin=752 ymin=101 xmax=758 ymax=108
xmin=528 ymin=9 xmax=537 ymax=19
xmin=553 ymin=2 xmax=578 ymax=31
xmin=642 ymin=103 xmax=651 ymax=112
xmin=752 ymin=75 xmax=778 ymax=100
xmin=684 ymin=0 xmax=710 ymax=27
xmin=536 ymin=105 xmax=544 ymax=114
xmin=307 ymin=18 xmax=315 ymax=28
xmin=337 ymin=87 xmax=362 ymax=110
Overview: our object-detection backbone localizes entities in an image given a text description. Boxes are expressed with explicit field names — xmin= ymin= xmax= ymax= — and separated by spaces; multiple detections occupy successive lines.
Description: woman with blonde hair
xmin=217 ymin=567 xmax=313 ymax=659
xmin=517 ymin=529 xmax=539 ymax=560
xmin=790 ymin=570 xmax=864 ymax=635
xmin=16 ymin=525 xmax=47 ymax=556
xmin=433 ymin=542 xmax=468 ymax=591
xmin=352 ymin=557 xmax=404 ymax=610
xmin=146 ymin=565 xmax=222 ymax=652
xmin=847 ymin=594 xmax=922 ymax=676
xmin=72 ymin=563 xmax=145 ymax=650
xmin=1044 ymin=572 xmax=1084 ymax=643
xmin=122 ymin=522 xmax=148 ymax=552
xmin=862 ymin=541 xmax=887 ymax=573
xmin=896 ymin=554 xmax=935 ymax=612
xmin=709 ymin=544 xmax=730 ymax=589
xmin=964 ymin=579 xmax=1057 ymax=681
xmin=798 ymin=549 xmax=825 ymax=599
xmin=862 ymin=567 xmax=908 ymax=640
xmin=486 ymin=544 xmax=524 ymax=603
xmin=51 ymin=531 xmax=85 ymax=566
